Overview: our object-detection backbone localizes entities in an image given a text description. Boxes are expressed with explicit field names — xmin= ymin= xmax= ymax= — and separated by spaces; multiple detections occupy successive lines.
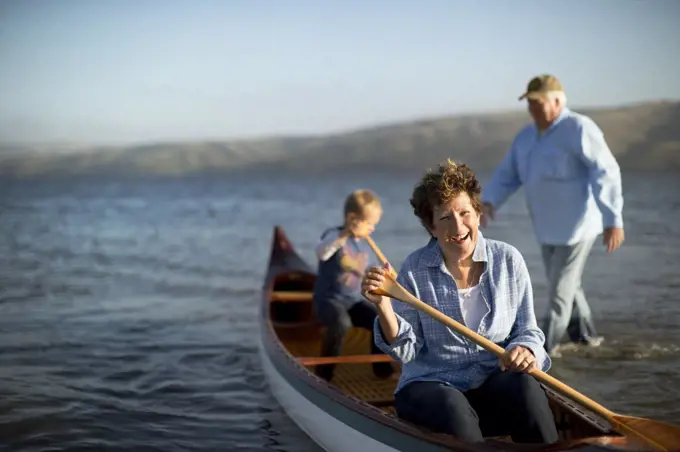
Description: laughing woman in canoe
xmin=361 ymin=160 xmax=559 ymax=444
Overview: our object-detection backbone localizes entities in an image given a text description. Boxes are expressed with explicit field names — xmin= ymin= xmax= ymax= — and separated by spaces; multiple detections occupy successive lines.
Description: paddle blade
xmin=611 ymin=414 xmax=680 ymax=451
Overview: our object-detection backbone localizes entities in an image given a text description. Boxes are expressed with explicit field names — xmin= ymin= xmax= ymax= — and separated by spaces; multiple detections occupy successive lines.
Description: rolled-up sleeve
xmin=373 ymin=267 xmax=424 ymax=363
xmin=505 ymin=253 xmax=551 ymax=371
xmin=481 ymin=138 xmax=522 ymax=211
xmin=577 ymin=120 xmax=624 ymax=229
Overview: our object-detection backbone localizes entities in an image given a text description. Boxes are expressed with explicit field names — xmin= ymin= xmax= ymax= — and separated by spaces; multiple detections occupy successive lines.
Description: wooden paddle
xmin=364 ymin=236 xmax=680 ymax=452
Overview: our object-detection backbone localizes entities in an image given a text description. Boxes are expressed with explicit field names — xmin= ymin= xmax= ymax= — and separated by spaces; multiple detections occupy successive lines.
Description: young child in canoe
xmin=312 ymin=189 xmax=395 ymax=382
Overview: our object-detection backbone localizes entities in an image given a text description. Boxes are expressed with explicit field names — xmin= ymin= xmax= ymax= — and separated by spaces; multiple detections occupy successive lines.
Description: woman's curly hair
xmin=410 ymin=159 xmax=483 ymax=234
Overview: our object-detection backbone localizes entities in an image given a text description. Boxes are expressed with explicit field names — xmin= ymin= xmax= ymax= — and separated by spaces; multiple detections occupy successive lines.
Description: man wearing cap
xmin=480 ymin=74 xmax=625 ymax=356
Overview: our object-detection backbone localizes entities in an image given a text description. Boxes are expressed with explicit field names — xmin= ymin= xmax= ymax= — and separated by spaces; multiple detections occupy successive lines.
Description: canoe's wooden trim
xmin=261 ymin=226 xmax=634 ymax=452
xmin=366 ymin=399 xmax=395 ymax=408
xmin=297 ymin=354 xmax=394 ymax=366
xmin=261 ymin=320 xmax=464 ymax=451
xmin=272 ymin=320 xmax=319 ymax=329
xmin=262 ymin=285 xmax=470 ymax=450
xmin=544 ymin=388 xmax=615 ymax=435
xmin=271 ymin=290 xmax=314 ymax=302
xmin=263 ymin=287 xmax=623 ymax=451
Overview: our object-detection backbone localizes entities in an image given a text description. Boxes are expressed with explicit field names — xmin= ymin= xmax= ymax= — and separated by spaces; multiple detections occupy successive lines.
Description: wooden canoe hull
xmin=259 ymin=226 xmax=642 ymax=451
xmin=259 ymin=331 xmax=457 ymax=452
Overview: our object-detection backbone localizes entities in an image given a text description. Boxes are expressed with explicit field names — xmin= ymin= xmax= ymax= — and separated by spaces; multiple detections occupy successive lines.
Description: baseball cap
xmin=518 ymin=74 xmax=564 ymax=100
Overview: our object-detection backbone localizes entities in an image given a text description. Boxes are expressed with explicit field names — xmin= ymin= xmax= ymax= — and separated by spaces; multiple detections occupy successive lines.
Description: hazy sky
xmin=1 ymin=0 xmax=679 ymax=145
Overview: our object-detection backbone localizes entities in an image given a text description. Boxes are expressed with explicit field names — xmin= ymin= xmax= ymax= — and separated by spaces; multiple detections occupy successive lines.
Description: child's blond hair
xmin=343 ymin=189 xmax=381 ymax=217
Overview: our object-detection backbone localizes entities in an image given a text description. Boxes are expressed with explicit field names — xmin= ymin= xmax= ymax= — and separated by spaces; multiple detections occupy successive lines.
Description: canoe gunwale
xmin=259 ymin=225 xmax=634 ymax=452
xmin=260 ymin=290 xmax=481 ymax=451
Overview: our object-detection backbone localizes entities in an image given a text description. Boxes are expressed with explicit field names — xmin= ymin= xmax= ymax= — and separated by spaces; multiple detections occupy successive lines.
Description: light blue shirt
xmin=481 ymin=108 xmax=624 ymax=245
xmin=374 ymin=232 xmax=550 ymax=394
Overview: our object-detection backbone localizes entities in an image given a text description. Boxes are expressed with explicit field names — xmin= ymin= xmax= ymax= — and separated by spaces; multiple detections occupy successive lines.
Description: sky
xmin=1 ymin=0 xmax=679 ymax=145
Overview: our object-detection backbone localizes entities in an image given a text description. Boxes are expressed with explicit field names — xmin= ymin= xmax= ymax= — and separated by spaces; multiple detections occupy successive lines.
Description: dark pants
xmin=395 ymin=372 xmax=559 ymax=444
xmin=315 ymin=299 xmax=394 ymax=381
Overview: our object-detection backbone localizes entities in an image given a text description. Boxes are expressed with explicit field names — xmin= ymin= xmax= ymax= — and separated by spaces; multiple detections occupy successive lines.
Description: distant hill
xmin=1 ymin=101 xmax=678 ymax=178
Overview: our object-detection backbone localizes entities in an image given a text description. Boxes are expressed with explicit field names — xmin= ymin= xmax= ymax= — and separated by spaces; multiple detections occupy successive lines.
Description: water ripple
xmin=0 ymin=172 xmax=678 ymax=451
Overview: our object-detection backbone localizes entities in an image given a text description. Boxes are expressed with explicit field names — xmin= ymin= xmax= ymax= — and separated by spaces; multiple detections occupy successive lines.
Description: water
xmin=1 ymin=170 xmax=678 ymax=451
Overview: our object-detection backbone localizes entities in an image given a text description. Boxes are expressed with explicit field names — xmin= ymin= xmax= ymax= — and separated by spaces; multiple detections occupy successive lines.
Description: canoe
xmin=258 ymin=225 xmax=637 ymax=451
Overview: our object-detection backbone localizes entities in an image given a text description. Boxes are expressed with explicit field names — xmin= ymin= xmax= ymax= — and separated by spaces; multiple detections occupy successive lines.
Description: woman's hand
xmin=500 ymin=345 xmax=536 ymax=373
xmin=361 ymin=263 xmax=391 ymax=305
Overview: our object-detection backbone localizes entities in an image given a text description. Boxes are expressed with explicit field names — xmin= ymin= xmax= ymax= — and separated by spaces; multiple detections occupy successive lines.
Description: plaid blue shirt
xmin=374 ymin=231 xmax=550 ymax=394
xmin=481 ymin=107 xmax=624 ymax=246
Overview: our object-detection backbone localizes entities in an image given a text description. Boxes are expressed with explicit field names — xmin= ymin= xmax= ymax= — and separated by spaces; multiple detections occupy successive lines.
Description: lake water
xmin=1 ymin=170 xmax=678 ymax=451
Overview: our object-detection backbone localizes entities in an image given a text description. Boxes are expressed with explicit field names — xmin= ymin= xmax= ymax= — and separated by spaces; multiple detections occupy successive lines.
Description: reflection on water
xmin=0 ymin=170 xmax=678 ymax=450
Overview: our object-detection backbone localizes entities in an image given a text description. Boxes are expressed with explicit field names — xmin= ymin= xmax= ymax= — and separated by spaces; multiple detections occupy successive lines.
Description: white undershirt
xmin=458 ymin=284 xmax=485 ymax=332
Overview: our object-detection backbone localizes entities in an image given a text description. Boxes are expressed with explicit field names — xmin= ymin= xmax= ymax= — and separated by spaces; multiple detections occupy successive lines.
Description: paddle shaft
xmin=377 ymin=285 xmax=617 ymax=419
xmin=365 ymin=236 xmax=398 ymax=278
xmin=374 ymin=281 xmax=677 ymax=451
